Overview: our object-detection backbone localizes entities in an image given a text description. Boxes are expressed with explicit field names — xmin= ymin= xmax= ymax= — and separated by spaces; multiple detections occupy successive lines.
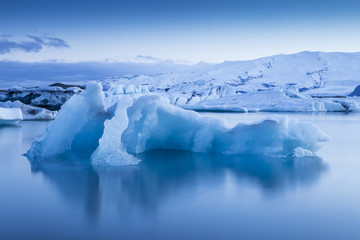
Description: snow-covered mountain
xmin=104 ymin=51 xmax=360 ymax=97
xmin=2 ymin=51 xmax=360 ymax=113
xmin=100 ymin=51 xmax=360 ymax=112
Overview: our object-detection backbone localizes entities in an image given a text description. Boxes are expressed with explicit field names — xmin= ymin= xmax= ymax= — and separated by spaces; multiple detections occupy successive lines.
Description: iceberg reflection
xmin=28 ymin=150 xmax=327 ymax=220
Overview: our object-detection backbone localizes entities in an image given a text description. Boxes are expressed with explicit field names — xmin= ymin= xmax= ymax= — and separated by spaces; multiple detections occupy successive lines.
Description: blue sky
xmin=1 ymin=0 xmax=360 ymax=63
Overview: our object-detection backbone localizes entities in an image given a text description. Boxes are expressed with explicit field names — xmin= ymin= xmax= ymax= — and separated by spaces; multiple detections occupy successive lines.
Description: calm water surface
xmin=0 ymin=112 xmax=359 ymax=240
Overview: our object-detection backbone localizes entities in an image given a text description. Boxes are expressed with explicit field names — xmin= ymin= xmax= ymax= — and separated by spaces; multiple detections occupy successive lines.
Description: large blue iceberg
xmin=26 ymin=82 xmax=329 ymax=166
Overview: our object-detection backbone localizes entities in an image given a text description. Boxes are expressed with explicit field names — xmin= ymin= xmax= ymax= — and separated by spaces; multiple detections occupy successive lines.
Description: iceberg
xmin=26 ymin=82 xmax=109 ymax=162
xmin=26 ymin=82 xmax=329 ymax=166
xmin=335 ymin=99 xmax=360 ymax=112
xmin=183 ymin=90 xmax=347 ymax=112
xmin=0 ymin=107 xmax=23 ymax=125
xmin=0 ymin=85 xmax=80 ymax=111
xmin=121 ymin=95 xmax=329 ymax=155
xmin=0 ymin=101 xmax=56 ymax=120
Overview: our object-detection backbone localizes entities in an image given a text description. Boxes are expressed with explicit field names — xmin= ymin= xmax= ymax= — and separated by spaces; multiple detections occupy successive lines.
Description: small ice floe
xmin=294 ymin=147 xmax=316 ymax=158
xmin=0 ymin=107 xmax=23 ymax=126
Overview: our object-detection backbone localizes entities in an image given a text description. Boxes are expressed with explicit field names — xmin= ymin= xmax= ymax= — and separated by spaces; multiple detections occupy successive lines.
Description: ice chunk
xmin=125 ymin=84 xmax=138 ymax=94
xmin=0 ymin=107 xmax=22 ymax=125
xmin=121 ymin=95 xmax=329 ymax=156
xmin=220 ymin=85 xmax=236 ymax=97
xmin=294 ymin=147 xmax=315 ymax=157
xmin=336 ymin=99 xmax=360 ymax=112
xmin=0 ymin=101 xmax=56 ymax=120
xmin=91 ymin=96 xmax=139 ymax=166
xmin=27 ymin=88 xmax=329 ymax=166
xmin=109 ymin=84 xmax=125 ymax=95
xmin=284 ymin=89 xmax=308 ymax=99
xmin=141 ymin=85 xmax=150 ymax=93
xmin=26 ymin=82 xmax=108 ymax=162
xmin=175 ymin=96 xmax=188 ymax=105
xmin=188 ymin=96 xmax=202 ymax=104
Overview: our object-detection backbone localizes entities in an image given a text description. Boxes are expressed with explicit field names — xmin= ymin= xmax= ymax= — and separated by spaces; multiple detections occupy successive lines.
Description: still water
xmin=0 ymin=113 xmax=359 ymax=240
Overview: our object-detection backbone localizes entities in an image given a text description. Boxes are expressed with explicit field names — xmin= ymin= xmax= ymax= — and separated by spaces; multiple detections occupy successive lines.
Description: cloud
xmin=43 ymin=36 xmax=70 ymax=48
xmin=136 ymin=55 xmax=158 ymax=61
xmin=135 ymin=55 xmax=192 ymax=65
xmin=0 ymin=35 xmax=70 ymax=54
xmin=134 ymin=55 xmax=162 ymax=63
xmin=135 ymin=55 xmax=179 ymax=64
xmin=0 ymin=34 xmax=12 ymax=38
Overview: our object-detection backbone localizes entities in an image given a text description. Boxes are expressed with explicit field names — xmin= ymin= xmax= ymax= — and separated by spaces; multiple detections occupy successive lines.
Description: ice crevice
xmin=26 ymin=82 xmax=330 ymax=166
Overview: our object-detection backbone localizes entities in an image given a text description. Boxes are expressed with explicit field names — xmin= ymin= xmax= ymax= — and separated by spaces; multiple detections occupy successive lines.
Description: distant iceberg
xmin=0 ymin=101 xmax=56 ymax=120
xmin=183 ymin=90 xmax=348 ymax=112
xmin=26 ymin=82 xmax=329 ymax=166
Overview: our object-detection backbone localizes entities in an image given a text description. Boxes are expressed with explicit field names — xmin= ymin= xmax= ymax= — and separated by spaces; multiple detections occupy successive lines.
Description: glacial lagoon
xmin=0 ymin=112 xmax=359 ymax=240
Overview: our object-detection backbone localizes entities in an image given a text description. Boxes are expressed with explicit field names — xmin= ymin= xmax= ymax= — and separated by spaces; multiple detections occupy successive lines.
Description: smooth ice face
xmin=0 ymin=107 xmax=22 ymax=125
xmin=121 ymin=95 xmax=329 ymax=156
xmin=122 ymin=95 xmax=227 ymax=154
xmin=26 ymin=82 xmax=108 ymax=162
xmin=27 ymin=83 xmax=329 ymax=166
xmin=91 ymin=96 xmax=139 ymax=166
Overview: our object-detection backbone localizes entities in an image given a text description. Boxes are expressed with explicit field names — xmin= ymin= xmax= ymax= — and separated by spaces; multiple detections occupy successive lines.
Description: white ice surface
xmin=0 ymin=107 xmax=22 ymax=125
xmin=183 ymin=90 xmax=347 ymax=112
xmin=91 ymin=96 xmax=139 ymax=166
xmin=294 ymin=147 xmax=315 ymax=158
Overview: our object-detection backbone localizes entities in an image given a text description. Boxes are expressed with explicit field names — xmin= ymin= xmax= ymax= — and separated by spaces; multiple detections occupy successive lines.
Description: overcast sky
xmin=1 ymin=0 xmax=360 ymax=63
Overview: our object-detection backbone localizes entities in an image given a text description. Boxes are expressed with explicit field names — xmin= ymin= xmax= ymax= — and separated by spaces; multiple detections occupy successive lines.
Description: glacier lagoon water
xmin=0 ymin=113 xmax=360 ymax=240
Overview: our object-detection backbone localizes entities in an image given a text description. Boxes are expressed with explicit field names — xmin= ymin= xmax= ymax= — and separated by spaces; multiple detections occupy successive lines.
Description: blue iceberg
xmin=26 ymin=82 xmax=329 ymax=166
